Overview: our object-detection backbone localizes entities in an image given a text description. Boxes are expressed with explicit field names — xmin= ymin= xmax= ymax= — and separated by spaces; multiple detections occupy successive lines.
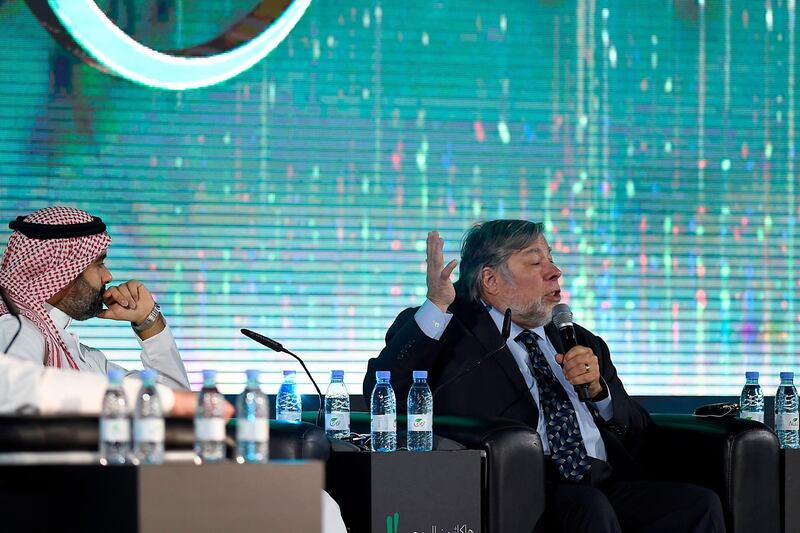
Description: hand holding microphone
xmin=551 ymin=303 xmax=602 ymax=402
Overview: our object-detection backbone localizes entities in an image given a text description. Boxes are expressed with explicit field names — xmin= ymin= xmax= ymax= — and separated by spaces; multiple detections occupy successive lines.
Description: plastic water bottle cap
xmin=376 ymin=370 xmax=391 ymax=380
xmin=202 ymin=369 xmax=217 ymax=380
xmin=283 ymin=370 xmax=296 ymax=378
xmin=413 ymin=370 xmax=428 ymax=380
xmin=780 ymin=371 xmax=794 ymax=380
xmin=245 ymin=369 xmax=259 ymax=381
xmin=107 ymin=368 xmax=124 ymax=384
xmin=745 ymin=371 xmax=759 ymax=380
xmin=331 ymin=370 xmax=344 ymax=380
xmin=141 ymin=368 xmax=157 ymax=384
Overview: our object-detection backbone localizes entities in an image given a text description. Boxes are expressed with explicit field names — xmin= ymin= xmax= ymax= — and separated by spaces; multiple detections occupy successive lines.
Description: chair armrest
xmin=0 ymin=415 xmax=330 ymax=462
xmin=265 ymin=420 xmax=330 ymax=460
xmin=643 ymin=414 xmax=780 ymax=533
xmin=0 ymin=415 xmax=197 ymax=452
xmin=433 ymin=415 xmax=546 ymax=533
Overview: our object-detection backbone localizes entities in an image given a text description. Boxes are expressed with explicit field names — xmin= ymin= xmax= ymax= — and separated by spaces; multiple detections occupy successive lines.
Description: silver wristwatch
xmin=132 ymin=302 xmax=161 ymax=332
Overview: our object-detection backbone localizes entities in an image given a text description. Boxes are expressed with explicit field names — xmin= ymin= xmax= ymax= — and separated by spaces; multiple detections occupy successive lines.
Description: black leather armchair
xmin=643 ymin=414 xmax=781 ymax=533
xmin=445 ymin=413 xmax=779 ymax=533
xmin=321 ymin=412 xmax=780 ymax=533
xmin=316 ymin=412 xmax=546 ymax=533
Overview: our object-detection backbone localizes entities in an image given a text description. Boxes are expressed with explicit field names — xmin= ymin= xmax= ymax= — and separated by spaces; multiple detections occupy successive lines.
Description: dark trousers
xmin=542 ymin=461 xmax=726 ymax=533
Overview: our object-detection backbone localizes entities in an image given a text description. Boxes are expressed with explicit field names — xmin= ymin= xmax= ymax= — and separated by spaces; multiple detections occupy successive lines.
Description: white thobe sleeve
xmin=125 ymin=324 xmax=190 ymax=390
xmin=0 ymin=354 xmax=175 ymax=415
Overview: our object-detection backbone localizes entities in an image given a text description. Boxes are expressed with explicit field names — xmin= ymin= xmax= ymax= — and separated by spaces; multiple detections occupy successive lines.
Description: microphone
xmin=433 ymin=308 xmax=512 ymax=398
xmin=551 ymin=303 xmax=592 ymax=402
xmin=0 ymin=285 xmax=22 ymax=354
xmin=240 ymin=328 xmax=324 ymax=427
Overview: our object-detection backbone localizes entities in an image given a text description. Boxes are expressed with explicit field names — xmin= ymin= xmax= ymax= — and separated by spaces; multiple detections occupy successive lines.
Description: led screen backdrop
xmin=0 ymin=0 xmax=797 ymax=395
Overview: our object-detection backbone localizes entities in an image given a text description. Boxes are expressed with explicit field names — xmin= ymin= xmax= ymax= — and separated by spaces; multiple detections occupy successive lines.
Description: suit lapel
xmin=448 ymin=295 xmax=539 ymax=414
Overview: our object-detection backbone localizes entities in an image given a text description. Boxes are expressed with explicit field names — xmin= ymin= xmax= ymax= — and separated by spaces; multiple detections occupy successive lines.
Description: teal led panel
xmin=0 ymin=0 xmax=797 ymax=396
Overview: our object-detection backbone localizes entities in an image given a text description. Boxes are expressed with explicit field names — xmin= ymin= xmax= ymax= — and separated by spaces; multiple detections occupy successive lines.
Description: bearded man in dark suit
xmin=364 ymin=219 xmax=724 ymax=533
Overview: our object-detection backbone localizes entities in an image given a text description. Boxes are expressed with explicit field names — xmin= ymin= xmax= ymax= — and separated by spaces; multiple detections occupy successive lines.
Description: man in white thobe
xmin=0 ymin=206 xmax=188 ymax=389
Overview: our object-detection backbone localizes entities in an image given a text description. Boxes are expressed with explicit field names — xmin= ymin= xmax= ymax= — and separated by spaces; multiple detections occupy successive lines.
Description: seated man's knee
xmin=662 ymin=482 xmax=726 ymax=533
xmin=689 ymin=486 xmax=725 ymax=529
xmin=549 ymin=485 xmax=621 ymax=533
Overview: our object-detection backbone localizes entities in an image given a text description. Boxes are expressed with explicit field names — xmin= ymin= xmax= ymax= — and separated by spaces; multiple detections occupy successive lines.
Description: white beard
xmin=507 ymin=299 xmax=552 ymax=329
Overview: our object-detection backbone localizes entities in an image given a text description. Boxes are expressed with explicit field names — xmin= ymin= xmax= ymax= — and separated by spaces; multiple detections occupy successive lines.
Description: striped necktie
xmin=516 ymin=329 xmax=591 ymax=482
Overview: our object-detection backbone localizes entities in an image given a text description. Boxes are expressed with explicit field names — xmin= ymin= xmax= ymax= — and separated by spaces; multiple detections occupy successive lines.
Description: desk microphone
xmin=240 ymin=328 xmax=324 ymax=427
xmin=551 ymin=303 xmax=592 ymax=402
xmin=0 ymin=285 xmax=22 ymax=354
xmin=433 ymin=308 xmax=512 ymax=398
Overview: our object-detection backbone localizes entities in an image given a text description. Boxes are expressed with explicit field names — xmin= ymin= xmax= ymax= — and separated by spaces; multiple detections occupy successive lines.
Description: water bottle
xmin=370 ymin=370 xmax=397 ymax=452
xmin=324 ymin=370 xmax=351 ymax=440
xmin=99 ymin=368 xmax=130 ymax=465
xmin=276 ymin=370 xmax=302 ymax=422
xmin=739 ymin=371 xmax=764 ymax=423
xmin=194 ymin=369 xmax=227 ymax=464
xmin=236 ymin=369 xmax=269 ymax=464
xmin=407 ymin=370 xmax=433 ymax=452
xmin=776 ymin=371 xmax=800 ymax=449
xmin=133 ymin=369 xmax=165 ymax=465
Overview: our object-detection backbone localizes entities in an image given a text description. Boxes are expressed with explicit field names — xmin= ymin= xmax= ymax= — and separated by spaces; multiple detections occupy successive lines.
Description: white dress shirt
xmin=0 ymin=305 xmax=190 ymax=390
xmin=415 ymin=299 xmax=613 ymax=460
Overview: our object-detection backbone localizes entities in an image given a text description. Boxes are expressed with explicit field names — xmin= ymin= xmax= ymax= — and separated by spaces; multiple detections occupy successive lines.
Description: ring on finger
xmin=584 ymin=363 xmax=591 ymax=374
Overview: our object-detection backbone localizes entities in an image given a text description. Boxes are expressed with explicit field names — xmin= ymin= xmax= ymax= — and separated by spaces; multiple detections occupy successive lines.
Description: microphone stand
xmin=433 ymin=308 xmax=512 ymax=398
xmin=240 ymin=328 xmax=324 ymax=427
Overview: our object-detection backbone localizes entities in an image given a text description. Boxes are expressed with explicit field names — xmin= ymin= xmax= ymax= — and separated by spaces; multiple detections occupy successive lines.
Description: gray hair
xmin=458 ymin=219 xmax=544 ymax=301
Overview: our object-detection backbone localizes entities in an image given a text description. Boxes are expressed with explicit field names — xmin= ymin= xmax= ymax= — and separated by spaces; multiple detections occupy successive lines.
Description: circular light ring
xmin=25 ymin=0 xmax=311 ymax=90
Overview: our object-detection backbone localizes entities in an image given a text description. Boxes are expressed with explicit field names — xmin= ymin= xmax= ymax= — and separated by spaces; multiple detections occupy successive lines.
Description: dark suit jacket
xmin=364 ymin=288 xmax=653 ymax=478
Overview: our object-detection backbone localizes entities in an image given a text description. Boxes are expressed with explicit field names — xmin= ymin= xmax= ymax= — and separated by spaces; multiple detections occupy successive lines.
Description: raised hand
xmin=426 ymin=231 xmax=458 ymax=313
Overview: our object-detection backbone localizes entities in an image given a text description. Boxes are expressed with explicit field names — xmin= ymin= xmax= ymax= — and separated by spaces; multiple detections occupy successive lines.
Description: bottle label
xmin=777 ymin=413 xmax=800 ymax=431
xmin=100 ymin=419 xmax=131 ymax=442
xmin=195 ymin=418 xmax=226 ymax=440
xmin=371 ymin=414 xmax=396 ymax=432
xmin=408 ymin=413 xmax=433 ymax=432
xmin=740 ymin=411 xmax=764 ymax=423
xmin=237 ymin=420 xmax=268 ymax=442
xmin=325 ymin=412 xmax=350 ymax=431
xmin=134 ymin=419 xmax=165 ymax=442
xmin=277 ymin=411 xmax=302 ymax=422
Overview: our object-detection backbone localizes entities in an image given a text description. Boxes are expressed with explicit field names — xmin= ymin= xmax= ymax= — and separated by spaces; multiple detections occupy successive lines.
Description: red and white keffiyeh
xmin=0 ymin=206 xmax=111 ymax=369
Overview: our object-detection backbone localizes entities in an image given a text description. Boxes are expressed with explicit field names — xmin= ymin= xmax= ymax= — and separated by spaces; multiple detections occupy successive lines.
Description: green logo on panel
xmin=386 ymin=512 xmax=399 ymax=533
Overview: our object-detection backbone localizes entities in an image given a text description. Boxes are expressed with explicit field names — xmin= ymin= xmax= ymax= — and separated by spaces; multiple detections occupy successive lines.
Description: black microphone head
xmin=240 ymin=328 xmax=284 ymax=352
xmin=0 ymin=285 xmax=19 ymax=317
xmin=551 ymin=303 xmax=573 ymax=329
xmin=501 ymin=308 xmax=513 ymax=339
